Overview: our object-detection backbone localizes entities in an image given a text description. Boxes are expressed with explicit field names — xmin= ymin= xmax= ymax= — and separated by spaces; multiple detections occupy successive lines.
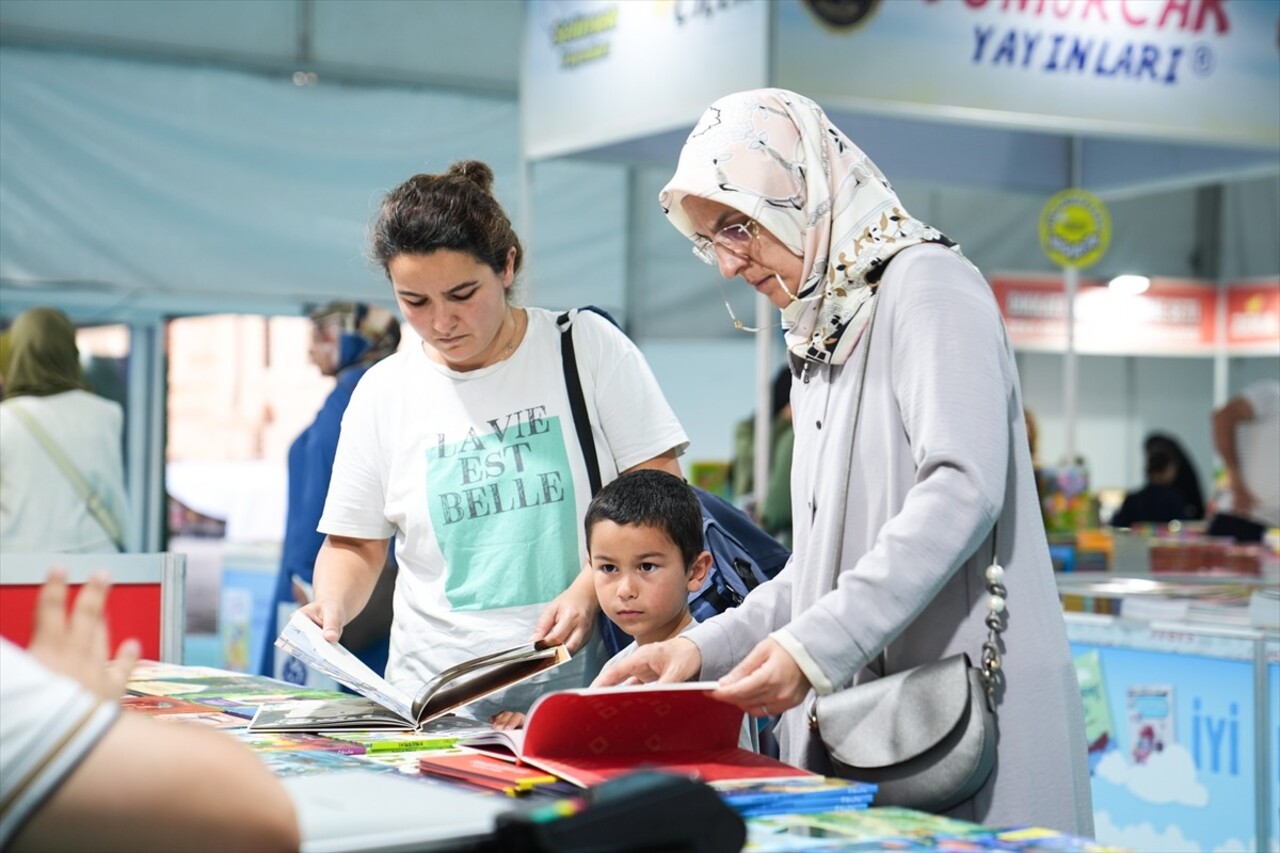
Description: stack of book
xmin=744 ymin=806 xmax=1128 ymax=852
xmin=713 ymin=777 xmax=877 ymax=817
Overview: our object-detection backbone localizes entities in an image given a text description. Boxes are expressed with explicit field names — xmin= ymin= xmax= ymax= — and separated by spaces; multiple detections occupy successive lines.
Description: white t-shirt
xmin=1237 ymin=380 xmax=1280 ymax=527
xmin=0 ymin=638 xmax=119 ymax=847
xmin=0 ymin=390 xmax=129 ymax=553
xmin=320 ymin=308 xmax=688 ymax=715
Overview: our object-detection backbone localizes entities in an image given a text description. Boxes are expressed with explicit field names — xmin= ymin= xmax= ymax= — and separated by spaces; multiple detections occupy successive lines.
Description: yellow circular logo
xmin=1039 ymin=189 xmax=1111 ymax=269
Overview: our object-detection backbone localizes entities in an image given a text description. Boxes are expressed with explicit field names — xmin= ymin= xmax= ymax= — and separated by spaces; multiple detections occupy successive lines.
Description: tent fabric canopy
xmin=0 ymin=48 xmax=519 ymax=316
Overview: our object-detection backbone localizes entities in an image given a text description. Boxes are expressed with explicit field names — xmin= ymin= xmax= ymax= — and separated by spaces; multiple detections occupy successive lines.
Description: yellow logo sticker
xmin=1039 ymin=189 xmax=1111 ymax=269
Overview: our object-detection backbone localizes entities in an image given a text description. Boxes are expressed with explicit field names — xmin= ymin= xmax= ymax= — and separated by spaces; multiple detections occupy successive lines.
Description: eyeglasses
xmin=716 ymin=278 xmax=778 ymax=333
xmin=691 ymin=221 xmax=758 ymax=266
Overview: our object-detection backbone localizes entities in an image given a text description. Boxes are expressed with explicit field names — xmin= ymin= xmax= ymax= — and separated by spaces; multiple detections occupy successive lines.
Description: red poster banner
xmin=991 ymin=275 xmax=1218 ymax=355
xmin=1224 ymin=280 xmax=1280 ymax=352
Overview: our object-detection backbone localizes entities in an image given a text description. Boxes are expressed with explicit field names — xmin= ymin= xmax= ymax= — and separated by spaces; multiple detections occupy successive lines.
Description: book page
xmin=412 ymin=644 xmax=570 ymax=722
xmin=276 ymin=611 xmax=415 ymax=720
xmin=460 ymin=727 xmax=525 ymax=758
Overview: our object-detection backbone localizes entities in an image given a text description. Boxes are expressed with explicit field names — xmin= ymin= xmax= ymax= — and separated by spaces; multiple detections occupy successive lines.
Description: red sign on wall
xmin=1224 ymin=280 xmax=1280 ymax=352
xmin=990 ymin=275 xmax=1219 ymax=355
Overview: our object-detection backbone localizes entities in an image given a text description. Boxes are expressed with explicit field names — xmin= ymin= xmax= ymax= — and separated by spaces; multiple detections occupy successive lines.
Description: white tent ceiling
xmin=0 ymin=0 xmax=526 ymax=95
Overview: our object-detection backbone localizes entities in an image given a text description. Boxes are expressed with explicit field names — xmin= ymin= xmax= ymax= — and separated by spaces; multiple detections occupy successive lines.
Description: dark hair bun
xmin=447 ymin=160 xmax=495 ymax=194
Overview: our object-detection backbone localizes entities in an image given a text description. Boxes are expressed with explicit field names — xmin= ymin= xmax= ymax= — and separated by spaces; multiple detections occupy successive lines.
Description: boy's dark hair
xmin=585 ymin=470 xmax=705 ymax=570
xmin=369 ymin=160 xmax=522 ymax=279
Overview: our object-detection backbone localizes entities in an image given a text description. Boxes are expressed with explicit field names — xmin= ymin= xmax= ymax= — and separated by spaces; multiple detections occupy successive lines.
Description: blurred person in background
xmin=0 ymin=307 xmax=129 ymax=553
xmin=260 ymin=302 xmax=401 ymax=679
xmin=0 ymin=330 xmax=9 ymax=397
xmin=1143 ymin=432 xmax=1205 ymax=521
xmin=1209 ymin=380 xmax=1280 ymax=543
xmin=1109 ymin=446 xmax=1191 ymax=528
xmin=731 ymin=366 xmax=794 ymax=544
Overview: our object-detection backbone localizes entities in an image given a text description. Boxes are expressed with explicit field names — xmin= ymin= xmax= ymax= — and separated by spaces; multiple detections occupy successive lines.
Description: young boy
xmin=586 ymin=469 xmax=712 ymax=653
xmin=490 ymin=469 xmax=712 ymax=729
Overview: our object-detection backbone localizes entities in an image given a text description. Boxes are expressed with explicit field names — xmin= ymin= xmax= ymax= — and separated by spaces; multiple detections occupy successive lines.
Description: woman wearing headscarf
xmin=260 ymin=302 xmax=401 ymax=678
xmin=0 ymin=307 xmax=129 ymax=552
xmin=598 ymin=90 xmax=1092 ymax=833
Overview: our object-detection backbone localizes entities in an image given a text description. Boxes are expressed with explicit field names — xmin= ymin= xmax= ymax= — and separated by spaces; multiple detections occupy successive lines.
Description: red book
xmin=460 ymin=682 xmax=815 ymax=788
xmin=417 ymin=750 xmax=560 ymax=794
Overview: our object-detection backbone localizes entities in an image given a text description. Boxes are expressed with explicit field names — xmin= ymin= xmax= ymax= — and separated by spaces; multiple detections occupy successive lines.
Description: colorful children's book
xmin=121 ymin=695 xmax=220 ymax=716
xmin=713 ymin=776 xmax=877 ymax=817
xmin=248 ymin=612 xmax=570 ymax=732
xmin=325 ymin=730 xmax=461 ymax=753
xmin=459 ymin=682 xmax=815 ymax=788
xmin=1073 ymin=649 xmax=1115 ymax=772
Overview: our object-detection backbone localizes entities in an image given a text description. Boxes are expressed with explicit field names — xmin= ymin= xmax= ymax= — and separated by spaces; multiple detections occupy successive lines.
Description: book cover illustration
xmin=1073 ymin=649 xmax=1116 ymax=772
xmin=461 ymin=681 xmax=814 ymax=788
xmin=150 ymin=711 xmax=250 ymax=729
xmin=249 ymin=611 xmax=569 ymax=732
xmin=121 ymin=695 xmax=220 ymax=716
xmin=254 ymin=748 xmax=397 ymax=779
xmin=1126 ymin=683 xmax=1174 ymax=764
xmin=228 ymin=729 xmax=369 ymax=754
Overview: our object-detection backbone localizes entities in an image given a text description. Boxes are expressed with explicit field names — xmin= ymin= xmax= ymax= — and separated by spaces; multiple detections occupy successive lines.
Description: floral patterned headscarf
xmin=660 ymin=88 xmax=963 ymax=366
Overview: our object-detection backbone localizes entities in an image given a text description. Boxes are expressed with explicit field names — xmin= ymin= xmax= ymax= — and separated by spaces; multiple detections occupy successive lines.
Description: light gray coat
xmin=685 ymin=244 xmax=1094 ymax=834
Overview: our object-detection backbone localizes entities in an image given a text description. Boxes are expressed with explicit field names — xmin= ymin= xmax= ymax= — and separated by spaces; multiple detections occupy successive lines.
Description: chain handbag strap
xmin=979 ymin=526 xmax=1007 ymax=709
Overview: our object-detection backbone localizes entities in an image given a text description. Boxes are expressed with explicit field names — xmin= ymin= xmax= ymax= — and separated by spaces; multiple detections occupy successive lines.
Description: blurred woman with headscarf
xmin=260 ymin=302 xmax=401 ymax=678
xmin=0 ymin=307 xmax=129 ymax=552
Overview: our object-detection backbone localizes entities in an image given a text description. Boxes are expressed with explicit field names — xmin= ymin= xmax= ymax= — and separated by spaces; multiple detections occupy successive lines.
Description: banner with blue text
xmin=776 ymin=0 xmax=1279 ymax=148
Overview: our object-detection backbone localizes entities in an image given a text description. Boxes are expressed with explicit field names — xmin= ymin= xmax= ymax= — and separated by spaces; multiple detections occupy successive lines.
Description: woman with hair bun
xmin=300 ymin=162 xmax=688 ymax=719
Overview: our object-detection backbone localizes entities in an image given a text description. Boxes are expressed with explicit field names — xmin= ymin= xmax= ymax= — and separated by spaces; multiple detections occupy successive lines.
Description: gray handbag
xmin=809 ymin=570 xmax=1006 ymax=812
xmin=804 ymin=291 xmax=1007 ymax=813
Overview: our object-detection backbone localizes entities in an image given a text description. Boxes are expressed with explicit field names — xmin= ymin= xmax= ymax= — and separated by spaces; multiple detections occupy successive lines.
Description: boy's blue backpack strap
xmin=693 ymin=487 xmax=791 ymax=579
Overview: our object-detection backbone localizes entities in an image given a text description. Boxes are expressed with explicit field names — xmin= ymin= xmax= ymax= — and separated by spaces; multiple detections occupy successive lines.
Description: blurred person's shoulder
xmin=351 ymin=347 xmax=416 ymax=392
xmin=1241 ymin=379 xmax=1280 ymax=416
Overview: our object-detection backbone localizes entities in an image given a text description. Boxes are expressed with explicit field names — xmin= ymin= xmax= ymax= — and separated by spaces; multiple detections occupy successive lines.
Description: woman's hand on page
xmin=531 ymin=563 xmax=598 ymax=653
xmin=490 ymin=710 xmax=526 ymax=731
xmin=30 ymin=568 xmax=140 ymax=700
xmin=592 ymin=637 xmax=702 ymax=687
xmin=712 ymin=637 xmax=811 ymax=718
xmin=298 ymin=600 xmax=346 ymax=643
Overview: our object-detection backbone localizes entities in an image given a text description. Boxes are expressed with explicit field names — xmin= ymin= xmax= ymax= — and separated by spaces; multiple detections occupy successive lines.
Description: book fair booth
xmin=0 ymin=1 xmax=1277 ymax=850
xmin=521 ymin=3 xmax=1278 ymax=850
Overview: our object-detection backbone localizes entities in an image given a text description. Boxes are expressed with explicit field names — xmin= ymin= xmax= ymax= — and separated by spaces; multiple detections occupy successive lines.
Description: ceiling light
xmin=1108 ymin=274 xmax=1150 ymax=296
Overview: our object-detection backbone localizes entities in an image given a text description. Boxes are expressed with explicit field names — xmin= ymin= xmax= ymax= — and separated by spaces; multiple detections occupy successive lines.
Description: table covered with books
xmin=124 ymin=657 xmax=1123 ymax=852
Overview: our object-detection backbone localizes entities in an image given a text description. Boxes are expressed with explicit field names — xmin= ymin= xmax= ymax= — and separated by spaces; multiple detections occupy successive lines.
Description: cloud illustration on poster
xmin=1211 ymin=836 xmax=1251 ymax=852
xmin=1094 ymin=744 xmax=1209 ymax=806
xmin=1093 ymin=811 xmax=1200 ymax=852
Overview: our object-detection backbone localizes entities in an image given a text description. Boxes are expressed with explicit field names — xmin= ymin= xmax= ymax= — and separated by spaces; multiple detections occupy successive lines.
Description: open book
xmin=457 ymin=681 xmax=816 ymax=788
xmin=248 ymin=611 xmax=570 ymax=732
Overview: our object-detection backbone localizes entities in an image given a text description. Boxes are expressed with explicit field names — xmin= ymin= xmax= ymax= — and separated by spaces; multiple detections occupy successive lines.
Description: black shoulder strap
xmin=558 ymin=310 xmax=602 ymax=495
